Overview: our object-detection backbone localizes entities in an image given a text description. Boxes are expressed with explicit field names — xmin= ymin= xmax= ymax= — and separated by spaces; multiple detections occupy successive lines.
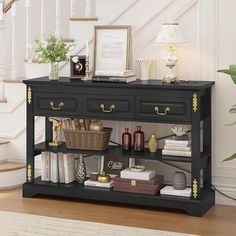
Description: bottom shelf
xmin=23 ymin=177 xmax=215 ymax=217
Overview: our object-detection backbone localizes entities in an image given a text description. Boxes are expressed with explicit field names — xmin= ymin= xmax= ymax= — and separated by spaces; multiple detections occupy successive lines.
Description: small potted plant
xmin=218 ymin=65 xmax=236 ymax=161
xmin=33 ymin=36 xmax=72 ymax=80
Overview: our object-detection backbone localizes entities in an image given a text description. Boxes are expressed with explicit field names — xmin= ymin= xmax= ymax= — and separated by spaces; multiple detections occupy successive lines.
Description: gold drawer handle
xmin=100 ymin=104 xmax=116 ymax=113
xmin=50 ymin=102 xmax=64 ymax=110
xmin=154 ymin=106 xmax=171 ymax=116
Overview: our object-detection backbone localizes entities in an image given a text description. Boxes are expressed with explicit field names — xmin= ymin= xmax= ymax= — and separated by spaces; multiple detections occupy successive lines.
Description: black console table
xmin=23 ymin=77 xmax=215 ymax=216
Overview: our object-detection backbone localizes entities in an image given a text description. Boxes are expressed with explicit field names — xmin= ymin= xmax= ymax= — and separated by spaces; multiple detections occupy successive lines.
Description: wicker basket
xmin=63 ymin=128 xmax=112 ymax=150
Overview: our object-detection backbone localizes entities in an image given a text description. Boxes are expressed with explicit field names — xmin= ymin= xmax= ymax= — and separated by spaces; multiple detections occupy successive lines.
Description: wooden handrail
xmin=3 ymin=0 xmax=17 ymax=13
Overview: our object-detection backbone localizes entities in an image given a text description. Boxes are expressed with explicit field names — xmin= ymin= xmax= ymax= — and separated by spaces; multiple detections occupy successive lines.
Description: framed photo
xmin=70 ymin=55 xmax=86 ymax=79
xmin=102 ymin=156 xmax=129 ymax=176
xmin=93 ymin=25 xmax=131 ymax=76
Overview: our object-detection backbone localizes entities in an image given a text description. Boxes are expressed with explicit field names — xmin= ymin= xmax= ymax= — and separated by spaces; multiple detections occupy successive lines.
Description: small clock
xmin=70 ymin=55 xmax=86 ymax=79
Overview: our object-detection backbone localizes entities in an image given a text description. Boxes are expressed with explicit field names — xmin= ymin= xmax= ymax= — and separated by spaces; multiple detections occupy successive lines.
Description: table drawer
xmin=82 ymin=95 xmax=134 ymax=119
xmin=135 ymin=97 xmax=191 ymax=122
xmin=33 ymin=93 xmax=80 ymax=116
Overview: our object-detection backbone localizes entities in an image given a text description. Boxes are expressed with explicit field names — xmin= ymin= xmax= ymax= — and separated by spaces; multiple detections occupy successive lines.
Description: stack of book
xmin=93 ymin=70 xmax=136 ymax=83
xmin=114 ymin=168 xmax=164 ymax=195
xmin=160 ymin=185 xmax=191 ymax=198
xmin=41 ymin=152 xmax=75 ymax=184
xmin=162 ymin=138 xmax=191 ymax=157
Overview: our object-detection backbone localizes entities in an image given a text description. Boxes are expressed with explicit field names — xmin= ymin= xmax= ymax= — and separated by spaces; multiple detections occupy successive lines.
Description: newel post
xmin=0 ymin=0 xmax=5 ymax=99
xmin=11 ymin=1 xmax=17 ymax=80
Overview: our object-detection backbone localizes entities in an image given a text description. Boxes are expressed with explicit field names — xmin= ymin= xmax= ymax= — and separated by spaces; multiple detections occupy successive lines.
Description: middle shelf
xmin=34 ymin=142 xmax=209 ymax=167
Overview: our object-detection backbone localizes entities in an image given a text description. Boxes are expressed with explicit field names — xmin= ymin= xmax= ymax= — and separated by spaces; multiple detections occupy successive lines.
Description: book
xmin=120 ymin=168 xmax=156 ymax=181
xmin=160 ymin=185 xmax=191 ymax=197
xmin=162 ymin=149 xmax=191 ymax=157
xmin=84 ymin=179 xmax=114 ymax=188
xmin=41 ymin=151 xmax=49 ymax=181
xmin=50 ymin=152 xmax=59 ymax=183
xmin=63 ymin=153 xmax=75 ymax=184
xmin=165 ymin=139 xmax=191 ymax=146
xmin=95 ymin=70 xmax=135 ymax=77
xmin=58 ymin=152 xmax=65 ymax=183
xmin=163 ymin=145 xmax=191 ymax=151
xmin=92 ymin=75 xmax=136 ymax=83
xmin=45 ymin=151 xmax=50 ymax=181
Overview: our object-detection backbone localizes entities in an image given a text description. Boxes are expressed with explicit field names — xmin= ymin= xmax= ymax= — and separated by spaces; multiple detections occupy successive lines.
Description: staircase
xmin=0 ymin=0 xmax=198 ymax=189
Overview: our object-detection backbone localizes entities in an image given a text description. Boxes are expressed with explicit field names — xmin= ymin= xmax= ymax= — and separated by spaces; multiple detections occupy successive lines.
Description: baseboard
xmin=214 ymin=184 xmax=236 ymax=206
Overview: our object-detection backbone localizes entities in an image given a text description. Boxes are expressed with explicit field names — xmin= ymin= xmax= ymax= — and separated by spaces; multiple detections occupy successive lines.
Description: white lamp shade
xmin=155 ymin=23 xmax=186 ymax=44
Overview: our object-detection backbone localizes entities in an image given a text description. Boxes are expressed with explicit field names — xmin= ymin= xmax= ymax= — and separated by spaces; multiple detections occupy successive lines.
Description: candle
xmin=86 ymin=40 xmax=89 ymax=57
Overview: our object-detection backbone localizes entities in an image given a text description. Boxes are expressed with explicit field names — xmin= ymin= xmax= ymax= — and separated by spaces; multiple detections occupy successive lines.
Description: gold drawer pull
xmin=100 ymin=104 xmax=116 ymax=113
xmin=50 ymin=102 xmax=64 ymax=110
xmin=154 ymin=106 xmax=171 ymax=116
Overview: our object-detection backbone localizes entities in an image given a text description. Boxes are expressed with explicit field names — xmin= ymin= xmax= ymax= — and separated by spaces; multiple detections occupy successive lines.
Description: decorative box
xmin=113 ymin=175 xmax=164 ymax=195
xmin=120 ymin=168 xmax=156 ymax=181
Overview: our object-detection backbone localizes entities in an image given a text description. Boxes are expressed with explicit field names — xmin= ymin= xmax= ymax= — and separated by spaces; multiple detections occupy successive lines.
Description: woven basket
xmin=63 ymin=128 xmax=112 ymax=150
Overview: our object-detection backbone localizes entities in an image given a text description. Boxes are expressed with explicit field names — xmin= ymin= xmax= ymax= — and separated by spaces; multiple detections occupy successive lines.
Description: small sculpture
xmin=48 ymin=117 xmax=63 ymax=147
xmin=171 ymin=126 xmax=188 ymax=140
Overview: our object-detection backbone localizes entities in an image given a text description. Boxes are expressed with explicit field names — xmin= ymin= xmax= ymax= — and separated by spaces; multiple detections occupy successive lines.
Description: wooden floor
xmin=0 ymin=188 xmax=235 ymax=236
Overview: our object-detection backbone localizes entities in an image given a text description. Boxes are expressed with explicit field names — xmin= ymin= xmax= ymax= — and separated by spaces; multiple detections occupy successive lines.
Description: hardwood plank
xmin=0 ymin=98 xmax=7 ymax=103
xmin=0 ymin=188 xmax=235 ymax=236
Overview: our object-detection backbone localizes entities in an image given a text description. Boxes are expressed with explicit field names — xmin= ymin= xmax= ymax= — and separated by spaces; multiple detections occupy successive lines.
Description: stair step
xmin=0 ymin=98 xmax=7 ymax=103
xmin=69 ymin=17 xmax=98 ymax=21
xmin=0 ymin=162 xmax=26 ymax=172
xmin=0 ymin=140 xmax=9 ymax=145
xmin=62 ymin=38 xmax=75 ymax=43
xmin=3 ymin=79 xmax=23 ymax=84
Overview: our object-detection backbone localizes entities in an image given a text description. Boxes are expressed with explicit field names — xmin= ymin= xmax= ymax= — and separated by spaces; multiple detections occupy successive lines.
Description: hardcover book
xmin=63 ymin=153 xmax=75 ymax=184
xmin=84 ymin=179 xmax=114 ymax=188
xmin=50 ymin=152 xmax=59 ymax=183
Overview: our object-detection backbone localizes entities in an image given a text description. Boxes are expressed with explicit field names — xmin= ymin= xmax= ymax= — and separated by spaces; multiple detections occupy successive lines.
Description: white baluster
xmin=70 ymin=0 xmax=76 ymax=18
xmin=11 ymin=1 xmax=17 ymax=80
xmin=25 ymin=0 xmax=31 ymax=61
xmin=85 ymin=0 xmax=96 ymax=18
xmin=55 ymin=0 xmax=61 ymax=39
xmin=0 ymin=0 xmax=5 ymax=99
xmin=40 ymin=0 xmax=45 ymax=40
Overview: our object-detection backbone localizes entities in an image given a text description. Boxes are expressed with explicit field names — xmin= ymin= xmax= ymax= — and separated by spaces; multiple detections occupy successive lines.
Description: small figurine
xmin=48 ymin=117 xmax=63 ymax=147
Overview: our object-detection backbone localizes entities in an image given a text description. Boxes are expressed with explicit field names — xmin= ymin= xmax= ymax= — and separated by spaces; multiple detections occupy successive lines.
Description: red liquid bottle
xmin=122 ymin=128 xmax=132 ymax=151
xmin=134 ymin=126 xmax=144 ymax=152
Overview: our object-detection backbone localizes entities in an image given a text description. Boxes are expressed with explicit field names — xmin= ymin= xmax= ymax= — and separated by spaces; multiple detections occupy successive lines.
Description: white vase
xmin=137 ymin=59 xmax=153 ymax=80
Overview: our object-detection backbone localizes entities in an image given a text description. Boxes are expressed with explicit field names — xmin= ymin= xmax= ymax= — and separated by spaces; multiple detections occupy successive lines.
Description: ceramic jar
xmin=148 ymin=134 xmax=158 ymax=152
xmin=173 ymin=171 xmax=186 ymax=190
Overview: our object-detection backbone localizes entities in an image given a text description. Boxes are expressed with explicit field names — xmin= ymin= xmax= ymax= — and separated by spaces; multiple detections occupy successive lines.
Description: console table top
xmin=24 ymin=77 xmax=215 ymax=91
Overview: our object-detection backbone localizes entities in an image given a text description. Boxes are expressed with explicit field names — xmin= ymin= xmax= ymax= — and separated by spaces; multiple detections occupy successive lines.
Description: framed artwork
xmin=70 ymin=55 xmax=86 ymax=79
xmin=93 ymin=25 xmax=131 ymax=76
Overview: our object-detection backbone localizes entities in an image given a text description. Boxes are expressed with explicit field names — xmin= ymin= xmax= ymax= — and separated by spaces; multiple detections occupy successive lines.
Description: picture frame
xmin=102 ymin=156 xmax=129 ymax=176
xmin=93 ymin=25 xmax=131 ymax=76
xmin=70 ymin=55 xmax=86 ymax=79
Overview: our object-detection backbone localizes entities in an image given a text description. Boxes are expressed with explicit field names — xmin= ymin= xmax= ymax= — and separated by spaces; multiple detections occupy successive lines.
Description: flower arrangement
xmin=33 ymin=36 xmax=71 ymax=63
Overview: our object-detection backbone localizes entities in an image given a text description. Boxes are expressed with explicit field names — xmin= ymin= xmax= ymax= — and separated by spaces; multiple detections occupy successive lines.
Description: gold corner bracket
xmin=27 ymin=164 xmax=32 ymax=182
xmin=192 ymin=92 xmax=198 ymax=112
xmin=192 ymin=179 xmax=198 ymax=199
xmin=27 ymin=87 xmax=32 ymax=104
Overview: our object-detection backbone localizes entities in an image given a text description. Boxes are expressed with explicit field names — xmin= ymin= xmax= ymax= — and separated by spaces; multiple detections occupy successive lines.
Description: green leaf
xmin=217 ymin=65 xmax=236 ymax=84
xmin=223 ymin=153 xmax=236 ymax=162
xmin=229 ymin=107 xmax=236 ymax=113
xmin=225 ymin=120 xmax=236 ymax=126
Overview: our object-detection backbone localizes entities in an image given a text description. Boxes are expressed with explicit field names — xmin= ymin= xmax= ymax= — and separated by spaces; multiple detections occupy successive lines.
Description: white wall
xmin=1 ymin=0 xmax=236 ymax=205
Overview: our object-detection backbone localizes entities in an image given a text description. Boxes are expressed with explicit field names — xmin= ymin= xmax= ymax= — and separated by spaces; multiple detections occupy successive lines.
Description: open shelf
xmin=22 ymin=177 xmax=215 ymax=216
xmin=34 ymin=141 xmax=209 ymax=164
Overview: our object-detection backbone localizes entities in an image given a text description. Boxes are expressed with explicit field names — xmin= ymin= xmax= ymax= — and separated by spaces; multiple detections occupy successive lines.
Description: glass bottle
xmin=122 ymin=128 xmax=131 ymax=151
xmin=75 ymin=154 xmax=87 ymax=183
xmin=134 ymin=126 xmax=144 ymax=152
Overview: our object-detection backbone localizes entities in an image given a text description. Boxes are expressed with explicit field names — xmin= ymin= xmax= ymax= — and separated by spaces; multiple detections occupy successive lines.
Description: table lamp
xmin=155 ymin=23 xmax=186 ymax=83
